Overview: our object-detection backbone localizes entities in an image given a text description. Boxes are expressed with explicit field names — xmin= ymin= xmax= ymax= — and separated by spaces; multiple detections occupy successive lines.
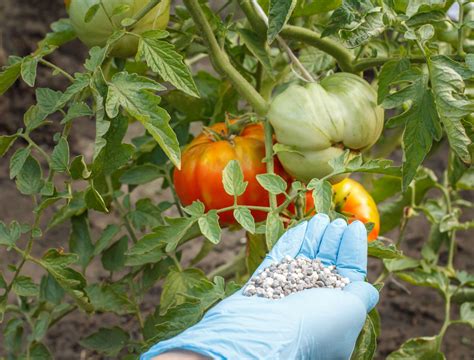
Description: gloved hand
xmin=141 ymin=214 xmax=379 ymax=360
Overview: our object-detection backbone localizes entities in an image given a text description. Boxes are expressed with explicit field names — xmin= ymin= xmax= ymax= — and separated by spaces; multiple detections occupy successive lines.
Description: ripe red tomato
xmin=289 ymin=178 xmax=380 ymax=241
xmin=174 ymin=122 xmax=289 ymax=224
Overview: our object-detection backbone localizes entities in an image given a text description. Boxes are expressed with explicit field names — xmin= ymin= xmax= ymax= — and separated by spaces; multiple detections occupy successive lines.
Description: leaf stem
xmin=163 ymin=168 xmax=184 ymax=217
xmin=126 ymin=0 xmax=162 ymax=30
xmin=39 ymin=59 xmax=74 ymax=82
xmin=216 ymin=204 xmax=271 ymax=213
xmin=184 ymin=0 xmax=268 ymax=114
xmin=20 ymin=134 xmax=51 ymax=162
xmin=264 ymin=120 xmax=277 ymax=210
xmin=457 ymin=0 xmax=465 ymax=57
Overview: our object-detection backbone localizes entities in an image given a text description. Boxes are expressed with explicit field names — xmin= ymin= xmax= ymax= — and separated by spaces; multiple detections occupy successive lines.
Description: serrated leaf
xmin=93 ymin=224 xmax=120 ymax=256
xmin=460 ymin=302 xmax=474 ymax=328
xmin=198 ymin=210 xmax=221 ymax=244
xmin=183 ymin=201 xmax=205 ymax=217
xmin=238 ymin=28 xmax=274 ymax=78
xmin=69 ymin=214 xmax=94 ymax=269
xmin=138 ymin=33 xmax=199 ymax=97
xmin=84 ymin=185 xmax=108 ymax=213
xmin=222 ymin=160 xmax=247 ymax=196
xmin=119 ymin=164 xmax=162 ymax=185
xmin=265 ymin=211 xmax=283 ymax=250
xmin=308 ymin=179 xmax=332 ymax=214
xmin=351 ymin=315 xmax=377 ymax=360
xmin=102 ymin=236 xmax=128 ymax=272
xmin=0 ymin=62 xmax=21 ymax=95
xmin=268 ymin=0 xmax=297 ymax=43
xmin=40 ymin=18 xmax=76 ymax=48
xmin=80 ymin=327 xmax=129 ymax=357
xmin=85 ymin=283 xmax=135 ymax=315
xmin=0 ymin=134 xmax=17 ymax=158
xmin=378 ymin=59 xmax=410 ymax=104
xmin=61 ymin=102 xmax=93 ymax=124
xmin=234 ymin=207 xmax=256 ymax=233
xmin=387 ymin=336 xmax=445 ymax=359
xmin=256 ymin=173 xmax=287 ymax=195
xmin=160 ymin=267 xmax=207 ymax=315
xmin=50 ymin=137 xmax=69 ymax=172
xmin=12 ymin=276 xmax=39 ymax=297
xmin=368 ymin=240 xmax=403 ymax=259
xmin=429 ymin=56 xmax=473 ymax=164
xmin=21 ymin=56 xmax=39 ymax=87
xmin=16 ymin=156 xmax=44 ymax=195
xmin=70 ymin=155 xmax=91 ymax=180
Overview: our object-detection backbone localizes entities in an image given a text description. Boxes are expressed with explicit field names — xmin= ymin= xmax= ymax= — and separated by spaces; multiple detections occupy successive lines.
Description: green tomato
xmin=269 ymin=73 xmax=384 ymax=183
xmin=67 ymin=0 xmax=171 ymax=58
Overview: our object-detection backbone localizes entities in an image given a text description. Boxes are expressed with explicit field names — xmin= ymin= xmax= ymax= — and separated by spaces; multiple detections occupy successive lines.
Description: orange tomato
xmin=289 ymin=178 xmax=380 ymax=241
xmin=173 ymin=122 xmax=289 ymax=224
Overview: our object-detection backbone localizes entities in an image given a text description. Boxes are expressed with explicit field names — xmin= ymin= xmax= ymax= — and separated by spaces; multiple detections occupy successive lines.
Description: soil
xmin=0 ymin=1 xmax=473 ymax=359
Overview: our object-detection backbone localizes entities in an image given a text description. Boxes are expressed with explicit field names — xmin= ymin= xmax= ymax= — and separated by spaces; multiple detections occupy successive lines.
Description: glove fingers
xmin=316 ymin=218 xmax=347 ymax=266
xmin=299 ymin=214 xmax=330 ymax=259
xmin=343 ymin=281 xmax=379 ymax=312
xmin=336 ymin=220 xmax=367 ymax=281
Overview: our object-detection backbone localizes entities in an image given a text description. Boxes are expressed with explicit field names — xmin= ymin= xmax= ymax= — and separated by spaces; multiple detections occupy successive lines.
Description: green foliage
xmin=0 ymin=0 xmax=473 ymax=358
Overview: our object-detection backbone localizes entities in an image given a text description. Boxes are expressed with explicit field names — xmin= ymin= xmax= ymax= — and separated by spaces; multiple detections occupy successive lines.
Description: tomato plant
xmin=0 ymin=0 xmax=473 ymax=358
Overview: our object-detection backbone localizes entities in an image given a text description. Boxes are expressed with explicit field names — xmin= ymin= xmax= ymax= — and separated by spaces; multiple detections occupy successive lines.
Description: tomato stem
xmin=264 ymin=120 xmax=278 ymax=210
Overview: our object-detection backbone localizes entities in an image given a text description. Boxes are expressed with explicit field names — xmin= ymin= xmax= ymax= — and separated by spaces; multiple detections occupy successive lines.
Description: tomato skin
xmin=173 ymin=122 xmax=289 ymax=224
xmin=269 ymin=73 xmax=384 ymax=183
xmin=289 ymin=178 xmax=380 ymax=241
xmin=67 ymin=0 xmax=170 ymax=58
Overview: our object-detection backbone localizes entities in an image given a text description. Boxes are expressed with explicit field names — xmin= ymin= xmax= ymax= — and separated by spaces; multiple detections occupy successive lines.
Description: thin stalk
xmin=184 ymin=0 xmax=268 ymax=114
xmin=216 ymin=204 xmax=271 ymax=213
xmin=21 ymin=134 xmax=51 ymax=162
xmin=264 ymin=120 xmax=277 ymax=210
xmin=457 ymin=1 xmax=465 ymax=56
xmin=239 ymin=0 xmax=354 ymax=72
xmin=438 ymin=294 xmax=451 ymax=344
xmin=163 ymin=170 xmax=184 ymax=217
xmin=99 ymin=0 xmax=115 ymax=28
xmin=39 ymin=59 xmax=74 ymax=82
xmin=126 ymin=0 xmax=162 ymax=30
xmin=249 ymin=0 xmax=314 ymax=82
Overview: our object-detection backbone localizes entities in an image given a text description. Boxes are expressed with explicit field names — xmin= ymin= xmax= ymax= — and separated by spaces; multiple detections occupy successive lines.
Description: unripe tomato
xmin=173 ymin=122 xmax=290 ymax=224
xmin=269 ymin=73 xmax=384 ymax=183
xmin=289 ymin=178 xmax=380 ymax=241
xmin=67 ymin=0 xmax=171 ymax=58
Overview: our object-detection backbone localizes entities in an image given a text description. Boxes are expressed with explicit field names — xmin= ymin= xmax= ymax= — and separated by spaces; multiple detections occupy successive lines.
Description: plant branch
xmin=183 ymin=0 xmax=268 ymax=115
xmin=239 ymin=0 xmax=354 ymax=73
xmin=264 ymin=121 xmax=277 ymax=210
xmin=39 ymin=59 xmax=74 ymax=82
xmin=457 ymin=0 xmax=465 ymax=57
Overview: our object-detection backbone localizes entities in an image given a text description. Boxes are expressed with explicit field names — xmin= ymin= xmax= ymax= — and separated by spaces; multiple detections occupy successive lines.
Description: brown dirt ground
xmin=0 ymin=1 xmax=473 ymax=359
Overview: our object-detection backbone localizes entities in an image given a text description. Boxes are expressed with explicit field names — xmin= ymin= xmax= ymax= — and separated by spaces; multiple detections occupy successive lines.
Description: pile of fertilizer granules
xmin=243 ymin=256 xmax=350 ymax=299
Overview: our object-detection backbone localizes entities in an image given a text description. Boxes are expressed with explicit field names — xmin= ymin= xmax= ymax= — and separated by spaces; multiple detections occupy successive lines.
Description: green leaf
xmin=268 ymin=0 xmax=297 ymax=43
xmin=198 ymin=210 xmax=221 ymax=244
xmin=61 ymin=102 xmax=93 ymax=124
xmin=0 ymin=221 xmax=22 ymax=246
xmin=378 ymin=59 xmax=411 ymax=104
xmin=93 ymin=224 xmax=120 ymax=256
xmin=246 ymin=232 xmax=267 ymax=274
xmin=105 ymin=73 xmax=180 ymax=168
xmin=160 ymin=267 xmax=207 ymax=315
xmin=298 ymin=47 xmax=336 ymax=75
xmin=351 ymin=315 xmax=377 ymax=360
xmin=50 ymin=137 xmax=70 ymax=172
xmin=406 ymin=0 xmax=447 ymax=17
xmin=265 ymin=211 xmax=283 ymax=250
xmin=28 ymin=342 xmax=52 ymax=360
xmin=256 ymin=173 xmax=287 ymax=195
xmin=163 ymin=217 xmax=199 ymax=253
xmin=69 ymin=214 xmax=94 ymax=269
xmin=396 ymin=269 xmax=448 ymax=291
xmin=0 ymin=134 xmax=17 ymax=157
xmin=40 ymin=18 xmax=76 ymax=48
xmin=429 ymin=56 xmax=473 ymax=164
xmin=112 ymin=4 xmax=131 ymax=16
xmin=32 ymin=312 xmax=51 ymax=341
xmin=322 ymin=0 xmax=384 ymax=48
xmin=387 ymin=336 xmax=445 ymax=359
xmin=85 ymin=283 xmax=135 ymax=315
xmin=383 ymin=69 xmax=442 ymax=190
xmin=183 ymin=201 xmax=205 ymax=217
xmin=16 ymin=156 xmax=44 ymax=195
xmin=36 ymin=88 xmax=62 ymax=115
xmin=84 ymin=185 xmax=108 ymax=213
xmin=84 ymin=4 xmax=100 ymax=23
xmin=0 ymin=62 xmax=21 ymax=95
xmin=234 ymin=207 xmax=256 ymax=233
xmin=39 ymin=275 xmax=65 ymax=305
xmin=368 ymin=240 xmax=402 ymax=259
xmin=80 ymin=327 xmax=129 ymax=357
xmin=238 ymin=28 xmax=274 ymax=77
xmin=125 ymin=246 xmax=165 ymax=266
xmin=21 ymin=56 xmax=39 ymax=87
xmin=460 ymin=302 xmax=474 ymax=328
xmin=222 ymin=159 xmax=248 ymax=196
xmin=119 ymin=164 xmax=162 ymax=185
xmin=12 ymin=276 xmax=39 ymax=297
xmin=70 ymin=155 xmax=91 ymax=180
xmin=308 ymin=179 xmax=332 ymax=214
xmin=138 ymin=32 xmax=199 ymax=97
xmin=102 ymin=236 xmax=128 ymax=272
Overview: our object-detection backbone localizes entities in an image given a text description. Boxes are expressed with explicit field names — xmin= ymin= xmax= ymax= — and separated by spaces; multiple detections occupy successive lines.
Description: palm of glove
xmin=142 ymin=214 xmax=379 ymax=360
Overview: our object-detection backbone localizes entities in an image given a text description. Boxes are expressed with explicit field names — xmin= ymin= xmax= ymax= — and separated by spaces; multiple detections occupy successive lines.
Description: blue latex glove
xmin=142 ymin=214 xmax=379 ymax=360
